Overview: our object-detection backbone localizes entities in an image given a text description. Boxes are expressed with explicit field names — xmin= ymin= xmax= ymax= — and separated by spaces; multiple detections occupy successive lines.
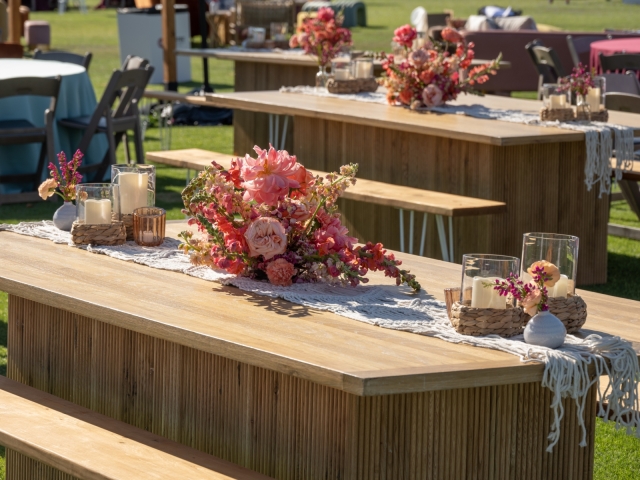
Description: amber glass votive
xmin=133 ymin=207 xmax=166 ymax=246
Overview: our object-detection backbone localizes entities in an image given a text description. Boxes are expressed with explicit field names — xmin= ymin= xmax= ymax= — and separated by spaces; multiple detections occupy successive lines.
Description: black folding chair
xmin=526 ymin=40 xmax=567 ymax=99
xmin=599 ymin=53 xmax=640 ymax=73
xmin=601 ymin=72 xmax=640 ymax=95
xmin=58 ymin=65 xmax=154 ymax=181
xmin=566 ymin=34 xmax=611 ymax=68
xmin=34 ymin=49 xmax=92 ymax=71
xmin=0 ymin=76 xmax=61 ymax=204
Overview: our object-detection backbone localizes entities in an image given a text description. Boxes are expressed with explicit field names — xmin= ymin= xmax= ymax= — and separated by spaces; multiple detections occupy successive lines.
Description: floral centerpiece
xmin=381 ymin=25 xmax=501 ymax=109
xmin=179 ymin=145 xmax=420 ymax=291
xmin=558 ymin=63 xmax=605 ymax=120
xmin=558 ymin=63 xmax=595 ymax=100
xmin=38 ymin=150 xmax=84 ymax=231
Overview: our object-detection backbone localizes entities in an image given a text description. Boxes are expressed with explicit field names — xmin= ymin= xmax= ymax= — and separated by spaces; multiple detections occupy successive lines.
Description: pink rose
xmin=408 ymin=49 xmax=429 ymax=69
xmin=441 ymin=27 xmax=463 ymax=44
xmin=522 ymin=283 xmax=543 ymax=316
xmin=393 ymin=24 xmax=417 ymax=49
xmin=266 ymin=258 xmax=296 ymax=286
xmin=422 ymin=84 xmax=444 ymax=107
xmin=240 ymin=145 xmax=301 ymax=206
xmin=244 ymin=217 xmax=288 ymax=260
xmin=316 ymin=7 xmax=335 ymax=23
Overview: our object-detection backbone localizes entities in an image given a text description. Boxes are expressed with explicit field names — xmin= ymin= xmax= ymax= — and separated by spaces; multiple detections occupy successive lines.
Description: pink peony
xmin=393 ymin=24 xmax=417 ymax=49
xmin=316 ymin=6 xmax=335 ymax=22
xmin=422 ymin=84 xmax=444 ymax=107
xmin=521 ymin=283 xmax=543 ymax=316
xmin=408 ymin=49 xmax=429 ymax=69
xmin=441 ymin=27 xmax=463 ymax=44
xmin=240 ymin=145 xmax=301 ymax=206
xmin=244 ymin=217 xmax=288 ymax=260
xmin=266 ymin=258 xmax=296 ymax=286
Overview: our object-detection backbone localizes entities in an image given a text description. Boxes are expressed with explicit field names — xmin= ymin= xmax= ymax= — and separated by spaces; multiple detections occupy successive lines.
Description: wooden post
xmin=161 ymin=0 xmax=178 ymax=91
xmin=7 ymin=0 xmax=21 ymax=44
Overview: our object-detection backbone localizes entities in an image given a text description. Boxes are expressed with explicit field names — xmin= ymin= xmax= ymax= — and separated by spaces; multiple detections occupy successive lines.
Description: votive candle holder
xmin=133 ymin=207 xmax=166 ymax=247
xmin=76 ymin=183 xmax=120 ymax=225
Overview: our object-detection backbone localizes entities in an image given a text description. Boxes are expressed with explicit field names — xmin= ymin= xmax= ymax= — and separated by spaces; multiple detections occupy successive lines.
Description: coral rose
xmin=266 ymin=258 xmax=296 ymax=286
xmin=393 ymin=24 xmax=417 ymax=49
xmin=527 ymin=260 xmax=561 ymax=288
xmin=38 ymin=178 xmax=58 ymax=200
xmin=398 ymin=87 xmax=414 ymax=105
xmin=521 ymin=283 xmax=543 ymax=316
xmin=422 ymin=84 xmax=444 ymax=107
xmin=244 ymin=217 xmax=288 ymax=260
xmin=441 ymin=27 xmax=463 ymax=44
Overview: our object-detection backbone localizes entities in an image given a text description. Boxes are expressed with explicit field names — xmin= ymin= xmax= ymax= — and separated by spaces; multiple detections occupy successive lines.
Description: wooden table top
xmin=1 ymin=224 xmax=638 ymax=396
xmin=203 ymin=91 xmax=640 ymax=146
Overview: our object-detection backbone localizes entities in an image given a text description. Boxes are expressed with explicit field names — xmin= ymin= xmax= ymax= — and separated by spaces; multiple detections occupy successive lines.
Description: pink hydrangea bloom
xmin=240 ymin=145 xmax=301 ymax=206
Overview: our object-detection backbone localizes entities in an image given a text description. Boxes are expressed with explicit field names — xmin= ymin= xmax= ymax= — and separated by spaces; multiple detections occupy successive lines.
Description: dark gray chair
xmin=601 ymin=72 xmax=640 ymax=95
xmin=566 ymin=34 xmax=611 ymax=68
xmin=58 ymin=66 xmax=154 ymax=181
xmin=0 ymin=76 xmax=61 ymax=204
xmin=599 ymin=53 xmax=640 ymax=73
xmin=33 ymin=49 xmax=92 ymax=71
xmin=605 ymin=92 xmax=640 ymax=221
xmin=526 ymin=40 xmax=567 ymax=98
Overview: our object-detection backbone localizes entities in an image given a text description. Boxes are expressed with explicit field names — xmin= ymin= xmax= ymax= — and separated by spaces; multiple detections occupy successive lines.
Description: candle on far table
xmin=119 ymin=172 xmax=148 ymax=215
xmin=549 ymin=94 xmax=566 ymax=110
xmin=334 ymin=68 xmax=351 ymax=81
xmin=471 ymin=276 xmax=506 ymax=309
xmin=84 ymin=199 xmax=111 ymax=225
xmin=587 ymin=87 xmax=601 ymax=112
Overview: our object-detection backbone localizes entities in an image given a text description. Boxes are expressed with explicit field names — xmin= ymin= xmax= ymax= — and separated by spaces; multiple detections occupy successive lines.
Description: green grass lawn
xmin=1 ymin=0 xmax=640 ymax=477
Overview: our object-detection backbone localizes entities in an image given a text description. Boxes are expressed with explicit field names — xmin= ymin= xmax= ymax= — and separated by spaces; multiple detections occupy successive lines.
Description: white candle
xmin=84 ymin=199 xmax=111 ymax=225
xmin=142 ymin=231 xmax=154 ymax=243
xmin=119 ymin=172 xmax=149 ymax=215
xmin=355 ymin=61 xmax=373 ymax=79
xmin=334 ymin=69 xmax=351 ymax=81
xmin=549 ymin=274 xmax=570 ymax=298
xmin=549 ymin=94 xmax=566 ymax=109
xmin=587 ymin=87 xmax=601 ymax=112
xmin=471 ymin=276 xmax=506 ymax=309
xmin=520 ymin=271 xmax=533 ymax=284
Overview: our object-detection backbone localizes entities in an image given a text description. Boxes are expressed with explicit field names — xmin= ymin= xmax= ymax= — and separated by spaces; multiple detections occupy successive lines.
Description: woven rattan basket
xmin=444 ymin=287 xmax=525 ymax=338
xmin=575 ymin=109 xmax=609 ymax=123
xmin=540 ymin=107 xmax=574 ymax=122
xmin=71 ymin=221 xmax=126 ymax=246
xmin=326 ymin=77 xmax=378 ymax=94
xmin=116 ymin=213 xmax=134 ymax=241
xmin=523 ymin=294 xmax=587 ymax=334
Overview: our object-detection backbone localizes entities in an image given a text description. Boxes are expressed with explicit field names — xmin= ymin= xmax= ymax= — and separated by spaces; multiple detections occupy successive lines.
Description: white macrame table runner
xmin=1 ymin=221 xmax=639 ymax=451
xmin=280 ymin=86 xmax=635 ymax=198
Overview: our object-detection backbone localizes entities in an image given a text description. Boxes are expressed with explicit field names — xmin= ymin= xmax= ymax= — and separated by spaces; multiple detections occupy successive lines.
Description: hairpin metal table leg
xmin=409 ymin=210 xmax=415 ymax=254
xmin=435 ymin=215 xmax=450 ymax=262
xmin=186 ymin=169 xmax=192 ymax=186
xmin=269 ymin=114 xmax=274 ymax=146
xmin=399 ymin=208 xmax=405 ymax=253
xmin=419 ymin=212 xmax=427 ymax=257
xmin=280 ymin=115 xmax=289 ymax=151
xmin=449 ymin=216 xmax=454 ymax=263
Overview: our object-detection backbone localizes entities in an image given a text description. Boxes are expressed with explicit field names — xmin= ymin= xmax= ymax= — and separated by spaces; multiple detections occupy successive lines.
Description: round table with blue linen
xmin=0 ymin=59 xmax=109 ymax=194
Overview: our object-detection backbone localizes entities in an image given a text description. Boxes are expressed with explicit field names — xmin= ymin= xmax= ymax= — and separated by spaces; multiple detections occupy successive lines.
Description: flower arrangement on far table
xmin=289 ymin=7 xmax=352 ymax=68
xmin=381 ymin=25 xmax=502 ymax=109
xmin=558 ymin=63 xmax=595 ymax=98
xmin=179 ymin=145 xmax=420 ymax=291
xmin=557 ymin=63 xmax=606 ymax=120
xmin=491 ymin=260 xmax=560 ymax=315
xmin=38 ymin=149 xmax=84 ymax=202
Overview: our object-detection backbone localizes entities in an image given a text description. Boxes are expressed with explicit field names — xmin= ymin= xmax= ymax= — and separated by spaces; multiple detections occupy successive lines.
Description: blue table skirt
xmin=0 ymin=70 xmax=109 ymax=194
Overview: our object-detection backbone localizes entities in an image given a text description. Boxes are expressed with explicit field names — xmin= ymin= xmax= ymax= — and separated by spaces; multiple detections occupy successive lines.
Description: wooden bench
xmin=0 ymin=375 xmax=271 ymax=479
xmin=147 ymin=148 xmax=506 ymax=262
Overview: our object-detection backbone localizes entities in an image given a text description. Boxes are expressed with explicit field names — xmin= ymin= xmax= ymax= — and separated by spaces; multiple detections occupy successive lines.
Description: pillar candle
xmin=355 ymin=61 xmax=373 ymax=79
xmin=587 ymin=87 xmax=601 ymax=112
xmin=549 ymin=94 xmax=566 ymax=109
xmin=84 ymin=199 xmax=111 ymax=225
xmin=471 ymin=276 xmax=506 ymax=309
xmin=548 ymin=274 xmax=570 ymax=298
xmin=334 ymin=69 xmax=351 ymax=81
xmin=142 ymin=231 xmax=154 ymax=243
xmin=119 ymin=172 xmax=149 ymax=215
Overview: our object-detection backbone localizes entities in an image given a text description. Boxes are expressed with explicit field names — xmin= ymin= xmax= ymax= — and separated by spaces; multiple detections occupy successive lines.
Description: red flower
xmin=393 ymin=24 xmax=417 ymax=49
xmin=441 ymin=27 xmax=463 ymax=44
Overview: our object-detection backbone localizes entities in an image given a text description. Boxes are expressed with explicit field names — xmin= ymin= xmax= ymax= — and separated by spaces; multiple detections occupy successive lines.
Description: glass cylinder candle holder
xmin=111 ymin=164 xmax=156 ymax=216
xmin=270 ymin=22 xmax=288 ymax=41
xmin=521 ymin=233 xmax=579 ymax=298
xmin=247 ymin=27 xmax=266 ymax=43
xmin=76 ymin=183 xmax=120 ymax=225
xmin=354 ymin=57 xmax=373 ymax=79
xmin=586 ymin=76 xmax=606 ymax=113
xmin=331 ymin=59 xmax=353 ymax=81
xmin=133 ymin=207 xmax=166 ymax=247
xmin=461 ymin=254 xmax=521 ymax=309
xmin=542 ymin=84 xmax=570 ymax=110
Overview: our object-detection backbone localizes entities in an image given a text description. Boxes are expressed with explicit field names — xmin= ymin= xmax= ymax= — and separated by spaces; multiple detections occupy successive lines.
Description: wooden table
xmin=199 ymin=91 xmax=640 ymax=285
xmin=2 ymin=223 xmax=640 ymax=479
